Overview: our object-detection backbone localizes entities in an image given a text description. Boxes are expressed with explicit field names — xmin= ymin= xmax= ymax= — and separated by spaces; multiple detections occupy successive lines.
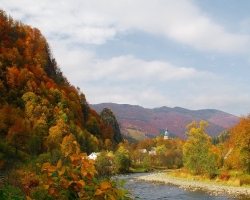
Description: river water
xmin=116 ymin=173 xmax=250 ymax=200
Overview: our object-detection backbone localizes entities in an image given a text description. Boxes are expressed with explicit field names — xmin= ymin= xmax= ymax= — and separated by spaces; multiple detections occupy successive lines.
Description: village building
xmin=139 ymin=149 xmax=147 ymax=154
xmin=164 ymin=128 xmax=169 ymax=140
xmin=88 ymin=152 xmax=100 ymax=160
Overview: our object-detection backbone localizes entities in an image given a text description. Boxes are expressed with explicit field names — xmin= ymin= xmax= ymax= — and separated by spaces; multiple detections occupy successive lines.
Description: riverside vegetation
xmin=0 ymin=9 xmax=250 ymax=199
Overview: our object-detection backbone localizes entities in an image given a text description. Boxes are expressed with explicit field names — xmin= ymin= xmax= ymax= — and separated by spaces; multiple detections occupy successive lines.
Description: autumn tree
xmin=40 ymin=140 xmax=132 ymax=200
xmin=85 ymin=116 xmax=100 ymax=136
xmin=183 ymin=120 xmax=218 ymax=175
xmin=47 ymin=118 xmax=70 ymax=152
xmin=6 ymin=118 xmax=29 ymax=156
xmin=155 ymin=145 xmax=167 ymax=166
xmin=0 ymin=106 xmax=21 ymax=137
xmin=228 ymin=115 xmax=250 ymax=173
xmin=114 ymin=146 xmax=131 ymax=173
xmin=104 ymin=139 xmax=114 ymax=151
xmin=95 ymin=151 xmax=114 ymax=177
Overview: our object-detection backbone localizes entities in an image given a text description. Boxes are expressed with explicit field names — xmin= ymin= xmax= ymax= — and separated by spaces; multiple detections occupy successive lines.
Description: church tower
xmin=164 ymin=128 xmax=169 ymax=140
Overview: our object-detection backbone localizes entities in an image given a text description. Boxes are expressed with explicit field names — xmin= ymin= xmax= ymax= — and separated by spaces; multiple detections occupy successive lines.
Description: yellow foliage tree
xmin=183 ymin=120 xmax=218 ymax=176
xmin=47 ymin=118 xmax=70 ymax=152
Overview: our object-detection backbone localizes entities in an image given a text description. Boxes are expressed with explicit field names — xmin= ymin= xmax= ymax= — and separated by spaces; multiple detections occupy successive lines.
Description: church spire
xmin=164 ymin=127 xmax=169 ymax=140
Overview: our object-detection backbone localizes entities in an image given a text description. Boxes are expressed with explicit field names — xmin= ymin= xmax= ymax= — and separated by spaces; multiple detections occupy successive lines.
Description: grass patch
xmin=152 ymin=166 xmax=169 ymax=171
xmin=129 ymin=167 xmax=148 ymax=173
xmin=168 ymin=169 xmax=195 ymax=180
xmin=169 ymin=169 xmax=250 ymax=187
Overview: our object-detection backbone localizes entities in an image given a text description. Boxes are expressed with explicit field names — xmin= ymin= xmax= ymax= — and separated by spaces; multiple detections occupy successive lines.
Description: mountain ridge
xmin=90 ymin=103 xmax=239 ymax=140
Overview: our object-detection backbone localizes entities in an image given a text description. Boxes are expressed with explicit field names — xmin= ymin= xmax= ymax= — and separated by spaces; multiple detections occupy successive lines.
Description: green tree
xmin=142 ymin=155 xmax=149 ymax=170
xmin=95 ymin=151 xmax=114 ymax=177
xmin=183 ymin=120 xmax=217 ymax=176
xmin=85 ymin=116 xmax=100 ymax=136
xmin=155 ymin=145 xmax=167 ymax=166
xmin=114 ymin=146 xmax=131 ymax=173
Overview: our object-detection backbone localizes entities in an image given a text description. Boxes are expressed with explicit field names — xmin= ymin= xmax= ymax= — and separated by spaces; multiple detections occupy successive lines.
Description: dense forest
xmin=0 ymin=10 xmax=130 ymax=199
xmin=0 ymin=9 xmax=124 ymax=158
xmin=0 ymin=9 xmax=250 ymax=199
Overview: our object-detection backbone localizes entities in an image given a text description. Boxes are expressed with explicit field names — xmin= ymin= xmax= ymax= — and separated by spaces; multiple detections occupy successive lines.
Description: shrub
xmin=40 ymin=151 xmax=132 ymax=199
xmin=219 ymin=172 xmax=230 ymax=180
xmin=17 ymin=169 xmax=39 ymax=196
xmin=35 ymin=153 xmax=51 ymax=165
xmin=0 ymin=185 xmax=26 ymax=200
xmin=240 ymin=177 xmax=250 ymax=186
xmin=95 ymin=151 xmax=114 ymax=178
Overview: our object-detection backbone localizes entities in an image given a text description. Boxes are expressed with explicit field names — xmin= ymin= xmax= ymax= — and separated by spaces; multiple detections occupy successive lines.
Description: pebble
xmin=136 ymin=173 xmax=250 ymax=198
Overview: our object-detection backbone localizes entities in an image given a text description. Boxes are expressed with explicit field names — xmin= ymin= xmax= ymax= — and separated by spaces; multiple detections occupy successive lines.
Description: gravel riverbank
xmin=136 ymin=173 xmax=250 ymax=198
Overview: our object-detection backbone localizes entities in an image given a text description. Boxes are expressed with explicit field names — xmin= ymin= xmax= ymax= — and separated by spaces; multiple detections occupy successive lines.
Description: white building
xmin=139 ymin=149 xmax=147 ymax=154
xmin=88 ymin=152 xmax=100 ymax=160
xmin=164 ymin=128 xmax=169 ymax=140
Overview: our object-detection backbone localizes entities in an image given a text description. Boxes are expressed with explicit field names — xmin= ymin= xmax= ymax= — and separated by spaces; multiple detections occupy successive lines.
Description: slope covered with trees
xmin=0 ymin=9 xmax=119 ymax=165
xmin=100 ymin=108 xmax=123 ymax=144
xmin=0 ymin=10 xmax=134 ymax=199
xmin=91 ymin=103 xmax=239 ymax=140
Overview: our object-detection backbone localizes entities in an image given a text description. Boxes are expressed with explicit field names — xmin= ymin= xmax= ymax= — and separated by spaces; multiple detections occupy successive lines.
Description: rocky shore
xmin=136 ymin=173 xmax=250 ymax=198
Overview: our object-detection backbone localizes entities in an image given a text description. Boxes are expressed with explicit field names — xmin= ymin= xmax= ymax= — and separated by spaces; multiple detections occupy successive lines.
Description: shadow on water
xmin=115 ymin=173 xmax=250 ymax=200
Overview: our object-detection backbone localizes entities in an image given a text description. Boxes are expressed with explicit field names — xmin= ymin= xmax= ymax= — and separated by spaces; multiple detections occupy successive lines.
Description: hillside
xmin=90 ymin=103 xmax=239 ymax=140
xmin=0 ymin=10 xmax=121 ymax=163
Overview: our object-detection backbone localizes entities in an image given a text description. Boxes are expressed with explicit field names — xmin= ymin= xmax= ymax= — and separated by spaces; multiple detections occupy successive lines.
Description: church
xmin=164 ymin=128 xmax=169 ymax=140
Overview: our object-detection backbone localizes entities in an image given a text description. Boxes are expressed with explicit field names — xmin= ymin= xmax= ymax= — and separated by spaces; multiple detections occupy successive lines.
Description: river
xmin=115 ymin=173 xmax=250 ymax=200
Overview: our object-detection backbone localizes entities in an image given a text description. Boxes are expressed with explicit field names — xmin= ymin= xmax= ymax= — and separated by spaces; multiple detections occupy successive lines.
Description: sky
xmin=1 ymin=0 xmax=250 ymax=117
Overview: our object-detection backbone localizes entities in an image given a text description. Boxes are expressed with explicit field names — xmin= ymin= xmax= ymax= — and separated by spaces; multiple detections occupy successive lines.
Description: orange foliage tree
xmin=39 ymin=138 xmax=132 ymax=200
xmin=228 ymin=115 xmax=250 ymax=173
xmin=6 ymin=118 xmax=29 ymax=156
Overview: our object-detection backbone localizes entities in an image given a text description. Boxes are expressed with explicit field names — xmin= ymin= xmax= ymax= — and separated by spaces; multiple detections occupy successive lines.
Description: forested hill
xmin=0 ymin=10 xmax=122 ymax=160
xmin=91 ymin=103 xmax=239 ymax=140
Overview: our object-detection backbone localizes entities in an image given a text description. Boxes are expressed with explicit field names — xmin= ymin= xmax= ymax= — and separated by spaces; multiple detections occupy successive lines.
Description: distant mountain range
xmin=90 ymin=103 xmax=239 ymax=140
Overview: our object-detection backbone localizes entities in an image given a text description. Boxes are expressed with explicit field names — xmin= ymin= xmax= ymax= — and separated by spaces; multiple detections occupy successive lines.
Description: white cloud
xmin=83 ymin=78 xmax=250 ymax=117
xmin=55 ymin=52 xmax=215 ymax=86
xmin=3 ymin=0 xmax=250 ymax=53
xmin=187 ymin=93 xmax=250 ymax=117
xmin=2 ymin=0 xmax=250 ymax=116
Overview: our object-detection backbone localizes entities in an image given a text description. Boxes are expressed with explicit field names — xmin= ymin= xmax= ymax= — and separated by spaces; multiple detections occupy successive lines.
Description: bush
xmin=35 ymin=152 xmax=51 ymax=165
xmin=35 ymin=149 xmax=62 ymax=166
xmin=95 ymin=151 xmax=114 ymax=177
xmin=219 ymin=172 xmax=230 ymax=180
xmin=0 ymin=185 xmax=26 ymax=200
xmin=240 ymin=177 xmax=250 ymax=186
xmin=40 ymin=152 xmax=132 ymax=199
xmin=209 ymin=173 xmax=217 ymax=179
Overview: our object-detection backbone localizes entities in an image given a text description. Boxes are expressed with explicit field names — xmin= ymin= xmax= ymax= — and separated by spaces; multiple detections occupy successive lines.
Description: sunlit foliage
xmin=183 ymin=120 xmax=218 ymax=176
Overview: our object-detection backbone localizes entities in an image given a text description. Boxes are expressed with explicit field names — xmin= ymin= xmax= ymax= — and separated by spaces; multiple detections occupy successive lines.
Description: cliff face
xmin=100 ymin=108 xmax=123 ymax=144
xmin=91 ymin=103 xmax=239 ymax=140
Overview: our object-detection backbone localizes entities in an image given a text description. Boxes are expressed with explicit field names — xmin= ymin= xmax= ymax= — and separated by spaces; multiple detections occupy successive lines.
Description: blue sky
xmin=1 ymin=0 xmax=250 ymax=116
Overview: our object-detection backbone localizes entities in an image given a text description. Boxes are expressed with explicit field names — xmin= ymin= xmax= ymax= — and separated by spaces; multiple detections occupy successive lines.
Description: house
xmin=88 ymin=152 xmax=100 ymax=160
xmin=148 ymin=150 xmax=156 ymax=155
xmin=148 ymin=147 xmax=156 ymax=155
xmin=139 ymin=149 xmax=147 ymax=154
